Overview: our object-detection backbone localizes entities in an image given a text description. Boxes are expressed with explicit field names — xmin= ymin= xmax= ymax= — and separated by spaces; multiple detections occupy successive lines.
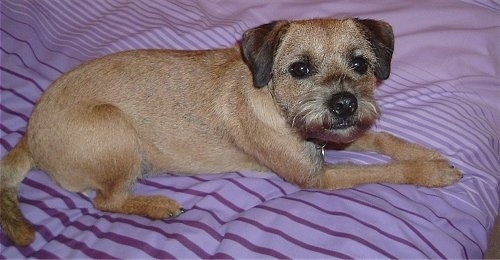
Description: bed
xmin=1 ymin=0 xmax=499 ymax=258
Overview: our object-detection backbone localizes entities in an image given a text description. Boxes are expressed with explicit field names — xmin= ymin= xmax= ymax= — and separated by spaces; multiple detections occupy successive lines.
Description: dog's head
xmin=242 ymin=18 xmax=394 ymax=143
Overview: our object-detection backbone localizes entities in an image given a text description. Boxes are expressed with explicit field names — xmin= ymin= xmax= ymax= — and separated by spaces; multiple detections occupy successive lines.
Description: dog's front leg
xmin=345 ymin=131 xmax=447 ymax=161
xmin=314 ymin=131 xmax=463 ymax=189
xmin=318 ymin=160 xmax=462 ymax=190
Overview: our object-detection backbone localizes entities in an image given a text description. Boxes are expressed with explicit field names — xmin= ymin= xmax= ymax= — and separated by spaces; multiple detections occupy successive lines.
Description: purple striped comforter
xmin=1 ymin=0 xmax=499 ymax=258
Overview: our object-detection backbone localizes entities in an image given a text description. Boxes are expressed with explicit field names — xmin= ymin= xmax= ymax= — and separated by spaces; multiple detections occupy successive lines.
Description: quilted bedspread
xmin=1 ymin=0 xmax=499 ymax=258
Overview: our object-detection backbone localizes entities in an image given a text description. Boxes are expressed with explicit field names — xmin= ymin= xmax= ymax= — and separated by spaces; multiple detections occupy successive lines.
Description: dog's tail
xmin=0 ymin=135 xmax=36 ymax=246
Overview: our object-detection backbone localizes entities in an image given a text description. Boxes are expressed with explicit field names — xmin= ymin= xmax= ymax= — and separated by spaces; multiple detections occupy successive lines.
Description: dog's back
xmin=0 ymin=48 xmax=265 ymax=246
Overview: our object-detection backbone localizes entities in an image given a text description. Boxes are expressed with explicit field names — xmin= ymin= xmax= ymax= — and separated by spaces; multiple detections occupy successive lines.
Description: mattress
xmin=1 ymin=0 xmax=499 ymax=258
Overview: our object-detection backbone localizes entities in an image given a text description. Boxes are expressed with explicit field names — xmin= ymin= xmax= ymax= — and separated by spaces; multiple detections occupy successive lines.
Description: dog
xmin=0 ymin=18 xmax=462 ymax=246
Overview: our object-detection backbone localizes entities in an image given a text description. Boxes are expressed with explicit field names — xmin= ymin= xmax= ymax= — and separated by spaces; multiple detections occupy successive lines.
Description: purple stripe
xmin=0 ymin=10 xmax=83 ymax=63
xmin=1 ymin=199 xmax=73 ymax=256
xmin=232 ymin=172 xmax=295 ymax=196
xmin=380 ymin=117 xmax=496 ymax=173
xmin=148 ymin=1 xmax=234 ymax=47
xmin=28 ymin=1 xmax=119 ymax=56
xmin=380 ymin=113 xmax=485 ymax=164
xmin=185 ymin=174 xmax=221 ymax=182
xmin=1 ymin=47 xmax=35 ymax=74
xmin=379 ymin=113 xmax=493 ymax=169
xmin=28 ymin=250 xmax=59 ymax=259
xmin=127 ymin=1 xmax=225 ymax=48
xmin=381 ymin=84 xmax=497 ymax=153
xmin=117 ymin=0 xmax=239 ymax=49
xmin=380 ymin=89 xmax=468 ymax=137
xmin=387 ymin=65 xmax=451 ymax=87
xmin=0 ymin=138 xmax=14 ymax=151
xmin=22 ymin=177 xmax=226 ymax=254
xmin=262 ymin=177 xmax=290 ymax=196
xmin=235 ymin=217 xmax=354 ymax=258
xmin=384 ymin=72 xmax=497 ymax=142
xmin=0 ymin=104 xmax=30 ymax=122
xmin=89 ymin=214 xmax=213 ymax=258
xmin=355 ymin=188 xmax=471 ymax=256
xmin=0 ymin=235 xmax=31 ymax=258
xmin=282 ymin=196 xmax=429 ymax=257
xmin=222 ymin=178 xmax=264 ymax=200
xmin=222 ymin=233 xmax=290 ymax=258
xmin=190 ymin=175 xmax=266 ymax=202
xmin=0 ymin=66 xmax=44 ymax=92
xmin=140 ymin=178 xmax=245 ymax=213
xmin=30 ymin=1 xmax=119 ymax=54
xmin=211 ymin=252 xmax=233 ymax=259
xmin=10 ymin=215 xmax=113 ymax=259
xmin=420 ymin=188 xmax=487 ymax=230
xmin=0 ymin=236 xmax=58 ymax=259
xmin=20 ymin=196 xmax=213 ymax=258
xmin=70 ymin=220 xmax=176 ymax=259
xmin=175 ymin=0 xmax=251 ymax=34
xmin=169 ymin=219 xmax=223 ymax=241
xmin=42 ymin=234 xmax=116 ymax=259
xmin=21 ymin=178 xmax=217 ymax=257
xmin=382 ymin=104 xmax=494 ymax=159
xmin=67 ymin=0 xmax=202 ymax=50
xmin=317 ymin=191 xmax=448 ymax=258
xmin=0 ymin=28 xmax=64 ymax=74
xmin=256 ymin=204 xmax=397 ymax=258
xmin=19 ymin=199 xmax=72 ymax=242
xmin=0 ymin=125 xmax=25 ymax=137
xmin=18 ymin=175 xmax=360 ymax=256
xmin=379 ymin=185 xmax=483 ymax=257
xmin=23 ymin=178 xmax=77 ymax=209
xmin=188 ymin=206 xmax=226 ymax=225
xmin=0 ymin=86 xmax=37 ymax=105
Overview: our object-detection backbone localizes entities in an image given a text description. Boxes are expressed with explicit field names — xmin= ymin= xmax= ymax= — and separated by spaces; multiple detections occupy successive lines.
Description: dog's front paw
xmin=410 ymin=160 xmax=463 ymax=187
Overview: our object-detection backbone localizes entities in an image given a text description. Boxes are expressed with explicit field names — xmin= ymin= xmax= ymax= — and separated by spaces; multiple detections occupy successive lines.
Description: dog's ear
xmin=242 ymin=21 xmax=290 ymax=88
xmin=355 ymin=19 xmax=395 ymax=80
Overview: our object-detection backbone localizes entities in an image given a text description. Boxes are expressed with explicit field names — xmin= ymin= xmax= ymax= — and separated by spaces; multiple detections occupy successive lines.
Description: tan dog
xmin=0 ymin=18 xmax=462 ymax=246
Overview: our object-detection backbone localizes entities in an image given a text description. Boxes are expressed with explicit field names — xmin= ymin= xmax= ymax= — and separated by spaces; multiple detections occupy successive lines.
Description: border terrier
xmin=0 ymin=18 xmax=462 ymax=246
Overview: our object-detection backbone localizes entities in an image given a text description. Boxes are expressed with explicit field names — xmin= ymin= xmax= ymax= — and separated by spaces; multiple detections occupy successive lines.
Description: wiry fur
xmin=0 ymin=18 xmax=462 ymax=246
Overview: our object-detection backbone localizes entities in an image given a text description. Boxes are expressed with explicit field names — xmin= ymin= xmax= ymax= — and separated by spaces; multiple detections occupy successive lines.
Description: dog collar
xmin=307 ymin=139 xmax=326 ymax=158
xmin=316 ymin=143 xmax=326 ymax=158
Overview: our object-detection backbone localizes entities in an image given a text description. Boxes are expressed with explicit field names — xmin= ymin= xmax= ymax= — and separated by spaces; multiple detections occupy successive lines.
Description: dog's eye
xmin=289 ymin=61 xmax=311 ymax=79
xmin=351 ymin=57 xmax=368 ymax=74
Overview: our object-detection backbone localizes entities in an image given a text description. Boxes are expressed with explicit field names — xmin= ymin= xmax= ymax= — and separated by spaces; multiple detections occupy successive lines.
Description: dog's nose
xmin=328 ymin=92 xmax=358 ymax=118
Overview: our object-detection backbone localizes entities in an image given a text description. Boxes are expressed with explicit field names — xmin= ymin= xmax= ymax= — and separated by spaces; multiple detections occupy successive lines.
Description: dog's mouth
xmin=330 ymin=119 xmax=356 ymax=130
xmin=307 ymin=116 xmax=374 ymax=143
xmin=287 ymin=96 xmax=378 ymax=143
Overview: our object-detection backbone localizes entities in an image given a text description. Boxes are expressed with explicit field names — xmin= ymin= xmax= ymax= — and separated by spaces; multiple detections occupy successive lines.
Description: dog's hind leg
xmin=0 ymin=135 xmax=36 ymax=246
xmin=94 ymin=186 xmax=184 ymax=219
xmin=74 ymin=104 xmax=183 ymax=219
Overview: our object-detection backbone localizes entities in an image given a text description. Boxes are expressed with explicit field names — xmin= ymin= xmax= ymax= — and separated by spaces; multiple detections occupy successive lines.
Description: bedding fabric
xmin=1 ymin=0 xmax=499 ymax=258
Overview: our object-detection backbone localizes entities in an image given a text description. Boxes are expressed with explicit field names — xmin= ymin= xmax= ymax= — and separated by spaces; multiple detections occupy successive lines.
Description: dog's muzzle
xmin=328 ymin=92 xmax=357 ymax=129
